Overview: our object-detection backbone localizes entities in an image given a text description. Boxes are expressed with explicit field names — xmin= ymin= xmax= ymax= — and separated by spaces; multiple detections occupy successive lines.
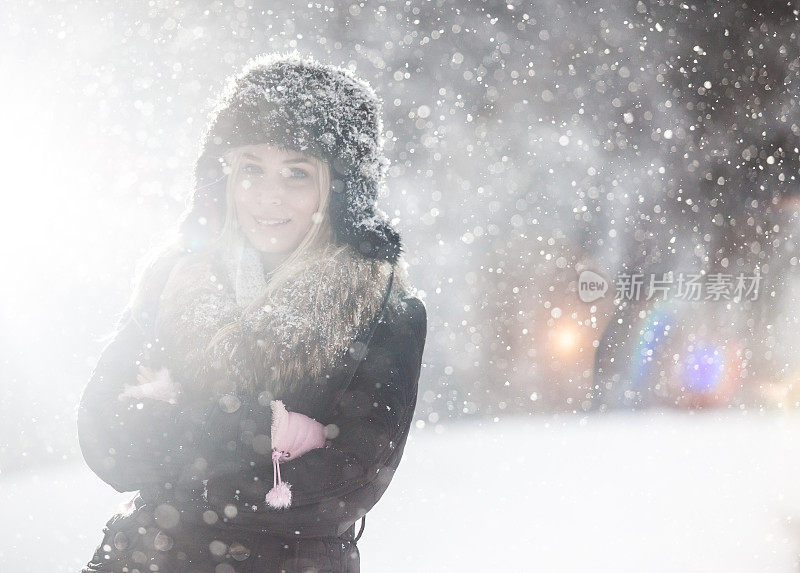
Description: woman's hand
xmin=265 ymin=399 xmax=329 ymax=508
xmin=119 ymin=365 xmax=181 ymax=404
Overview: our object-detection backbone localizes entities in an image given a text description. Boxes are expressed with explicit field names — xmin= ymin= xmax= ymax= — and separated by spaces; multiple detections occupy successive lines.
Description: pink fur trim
xmin=265 ymin=482 xmax=292 ymax=509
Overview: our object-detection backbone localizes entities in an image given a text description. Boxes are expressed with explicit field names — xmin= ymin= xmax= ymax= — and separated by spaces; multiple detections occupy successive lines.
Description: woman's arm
xmin=77 ymin=310 xmax=261 ymax=493
xmin=210 ymin=296 xmax=427 ymax=537
xmin=77 ymin=248 xmax=267 ymax=494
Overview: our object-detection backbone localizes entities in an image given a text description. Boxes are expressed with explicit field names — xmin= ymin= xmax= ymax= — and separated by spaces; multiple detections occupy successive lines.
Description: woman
xmin=78 ymin=53 xmax=427 ymax=572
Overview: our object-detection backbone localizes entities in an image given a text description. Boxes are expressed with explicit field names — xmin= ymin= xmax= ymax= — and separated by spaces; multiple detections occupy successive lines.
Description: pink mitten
xmin=265 ymin=400 xmax=327 ymax=509
xmin=120 ymin=366 xmax=180 ymax=404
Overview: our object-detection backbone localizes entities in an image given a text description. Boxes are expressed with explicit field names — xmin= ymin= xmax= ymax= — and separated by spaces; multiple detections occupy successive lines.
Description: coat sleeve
xmin=77 ymin=290 xmax=268 ymax=494
xmin=215 ymin=296 xmax=427 ymax=537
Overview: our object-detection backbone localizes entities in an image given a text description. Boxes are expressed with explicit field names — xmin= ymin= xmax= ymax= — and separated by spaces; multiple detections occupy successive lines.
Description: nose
xmin=262 ymin=194 xmax=282 ymax=206
xmin=254 ymin=181 xmax=285 ymax=206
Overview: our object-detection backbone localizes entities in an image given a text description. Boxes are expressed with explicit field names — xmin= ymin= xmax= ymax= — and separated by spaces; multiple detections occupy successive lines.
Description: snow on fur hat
xmin=179 ymin=52 xmax=402 ymax=264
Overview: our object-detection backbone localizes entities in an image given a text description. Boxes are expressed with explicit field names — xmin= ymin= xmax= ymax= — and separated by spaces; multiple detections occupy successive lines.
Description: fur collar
xmin=154 ymin=239 xmax=411 ymax=402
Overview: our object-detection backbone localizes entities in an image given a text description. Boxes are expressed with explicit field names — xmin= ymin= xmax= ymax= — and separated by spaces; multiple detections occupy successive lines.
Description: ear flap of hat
xmin=178 ymin=153 xmax=228 ymax=252
xmin=329 ymin=177 xmax=403 ymax=264
xmin=351 ymin=217 xmax=403 ymax=264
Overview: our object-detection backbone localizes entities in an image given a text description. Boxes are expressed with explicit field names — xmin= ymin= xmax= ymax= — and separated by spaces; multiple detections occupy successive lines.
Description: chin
xmin=246 ymin=233 xmax=298 ymax=254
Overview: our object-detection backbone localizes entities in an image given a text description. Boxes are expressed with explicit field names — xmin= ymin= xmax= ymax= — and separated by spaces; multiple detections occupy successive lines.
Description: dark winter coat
xmin=77 ymin=249 xmax=426 ymax=572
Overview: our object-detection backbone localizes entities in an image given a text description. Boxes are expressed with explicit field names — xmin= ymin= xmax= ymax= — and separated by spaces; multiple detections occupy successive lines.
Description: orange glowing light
xmin=553 ymin=325 xmax=579 ymax=355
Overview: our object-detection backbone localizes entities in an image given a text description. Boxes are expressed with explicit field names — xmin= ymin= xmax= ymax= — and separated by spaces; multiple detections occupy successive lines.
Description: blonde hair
xmin=201 ymin=146 xmax=336 ymax=342
xmin=156 ymin=146 xmax=335 ymax=296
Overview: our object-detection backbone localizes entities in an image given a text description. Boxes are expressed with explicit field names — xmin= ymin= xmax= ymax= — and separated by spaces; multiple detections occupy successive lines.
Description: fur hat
xmin=178 ymin=52 xmax=403 ymax=264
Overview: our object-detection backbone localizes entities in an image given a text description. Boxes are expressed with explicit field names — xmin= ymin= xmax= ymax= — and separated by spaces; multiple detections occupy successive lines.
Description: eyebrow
xmin=241 ymin=152 xmax=313 ymax=165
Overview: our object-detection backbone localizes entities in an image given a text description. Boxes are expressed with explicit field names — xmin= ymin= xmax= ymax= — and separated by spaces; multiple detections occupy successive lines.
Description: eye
xmin=242 ymin=164 xmax=263 ymax=175
xmin=280 ymin=167 xmax=310 ymax=180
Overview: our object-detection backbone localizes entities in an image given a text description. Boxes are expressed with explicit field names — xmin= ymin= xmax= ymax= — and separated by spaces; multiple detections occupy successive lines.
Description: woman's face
xmin=231 ymin=144 xmax=326 ymax=256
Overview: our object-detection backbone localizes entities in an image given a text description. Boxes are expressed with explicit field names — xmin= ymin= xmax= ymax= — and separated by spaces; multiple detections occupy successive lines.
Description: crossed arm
xmin=78 ymin=297 xmax=427 ymax=537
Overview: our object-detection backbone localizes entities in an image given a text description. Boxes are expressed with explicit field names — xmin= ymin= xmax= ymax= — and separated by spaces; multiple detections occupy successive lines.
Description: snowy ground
xmin=4 ymin=410 xmax=800 ymax=572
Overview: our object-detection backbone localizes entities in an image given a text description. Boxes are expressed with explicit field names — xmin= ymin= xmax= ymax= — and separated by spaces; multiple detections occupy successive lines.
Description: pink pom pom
xmin=265 ymin=482 xmax=292 ymax=509
xmin=266 ymin=400 xmax=326 ymax=510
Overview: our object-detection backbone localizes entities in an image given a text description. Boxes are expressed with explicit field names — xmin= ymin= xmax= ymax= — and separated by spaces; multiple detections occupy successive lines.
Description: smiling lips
xmin=254 ymin=216 xmax=292 ymax=227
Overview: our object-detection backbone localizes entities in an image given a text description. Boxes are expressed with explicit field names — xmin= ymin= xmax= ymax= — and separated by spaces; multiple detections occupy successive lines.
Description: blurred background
xmin=4 ymin=0 xmax=800 ymax=570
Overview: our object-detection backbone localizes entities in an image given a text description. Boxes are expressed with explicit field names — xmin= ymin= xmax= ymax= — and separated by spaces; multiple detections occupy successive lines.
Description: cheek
xmin=233 ymin=186 xmax=254 ymax=214
xmin=291 ymin=190 xmax=320 ymax=217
